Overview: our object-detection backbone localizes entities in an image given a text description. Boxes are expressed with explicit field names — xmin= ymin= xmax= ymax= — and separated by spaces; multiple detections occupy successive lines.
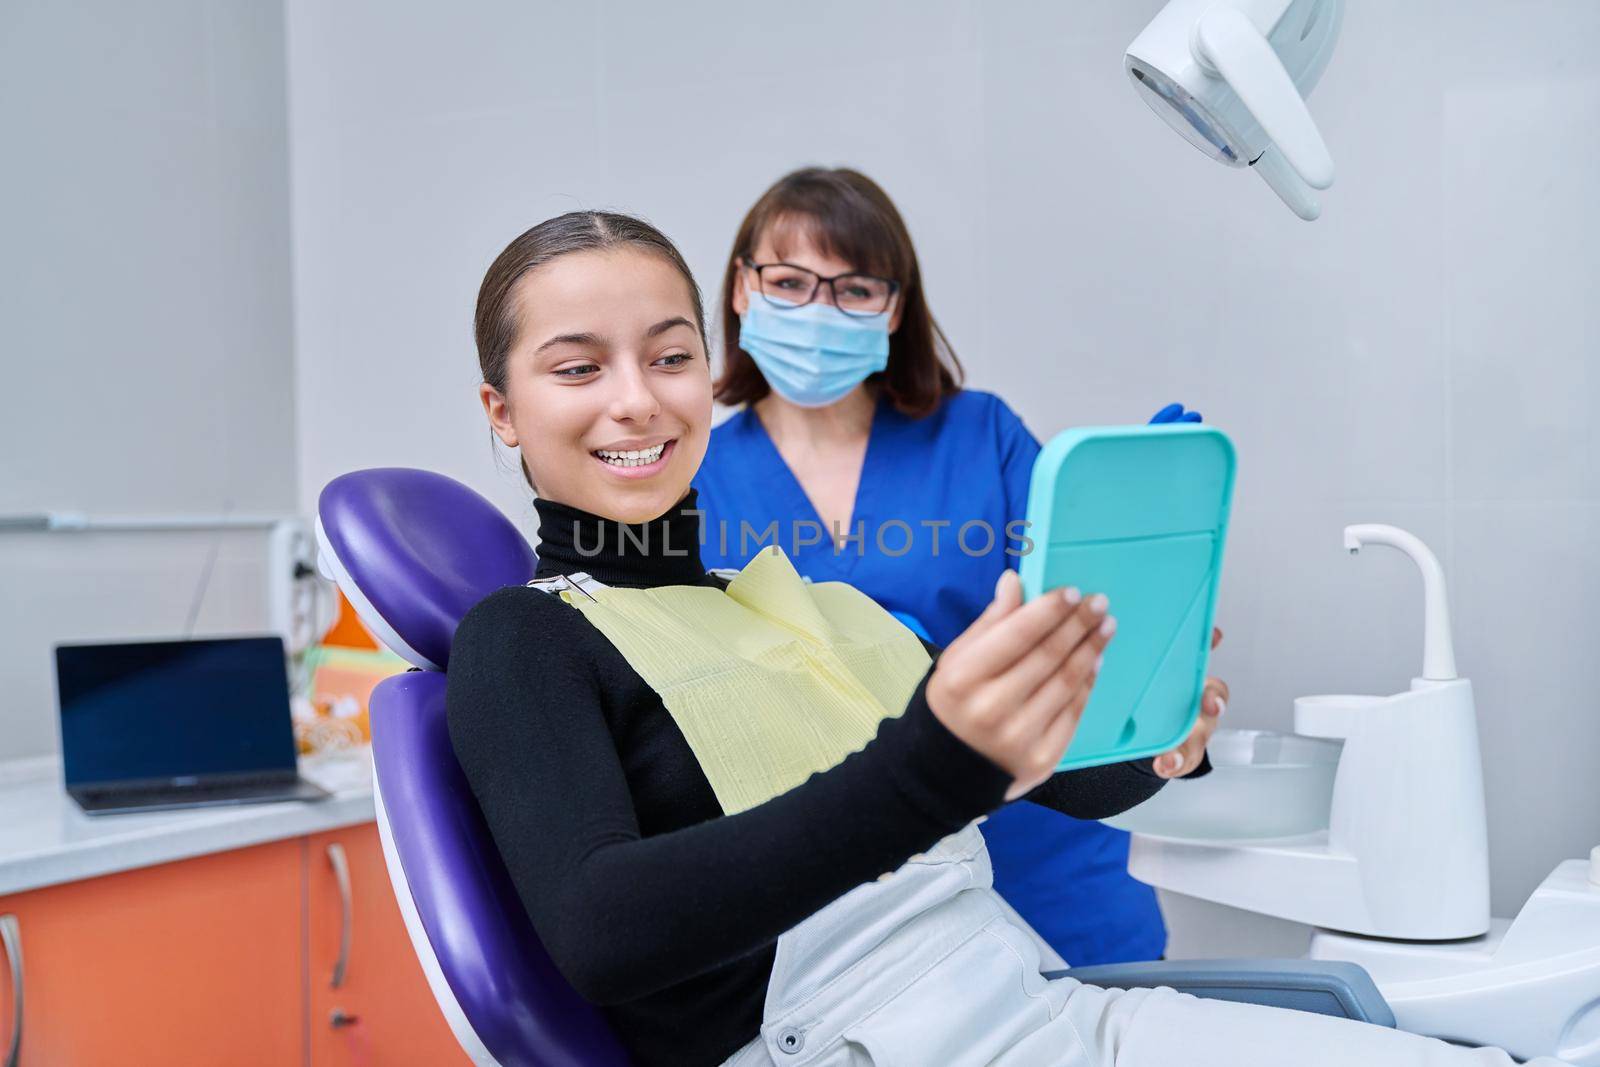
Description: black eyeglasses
xmin=742 ymin=257 xmax=899 ymax=317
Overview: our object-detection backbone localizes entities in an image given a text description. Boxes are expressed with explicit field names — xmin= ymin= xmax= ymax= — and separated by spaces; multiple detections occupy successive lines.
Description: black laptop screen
xmin=55 ymin=636 xmax=298 ymax=787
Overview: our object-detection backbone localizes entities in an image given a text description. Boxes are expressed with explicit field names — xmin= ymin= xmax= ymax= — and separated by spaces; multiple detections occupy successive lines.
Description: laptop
xmin=54 ymin=635 xmax=332 ymax=815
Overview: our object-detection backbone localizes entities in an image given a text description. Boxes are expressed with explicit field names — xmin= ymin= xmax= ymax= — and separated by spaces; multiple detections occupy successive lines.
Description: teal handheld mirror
xmin=1019 ymin=425 xmax=1236 ymax=770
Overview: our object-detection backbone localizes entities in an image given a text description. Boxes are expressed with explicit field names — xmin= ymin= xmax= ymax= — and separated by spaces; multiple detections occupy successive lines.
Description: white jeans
xmin=722 ymin=824 xmax=1569 ymax=1067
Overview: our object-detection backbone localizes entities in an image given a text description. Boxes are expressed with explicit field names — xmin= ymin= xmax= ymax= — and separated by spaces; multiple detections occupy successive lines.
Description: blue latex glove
xmin=1149 ymin=402 xmax=1203 ymax=425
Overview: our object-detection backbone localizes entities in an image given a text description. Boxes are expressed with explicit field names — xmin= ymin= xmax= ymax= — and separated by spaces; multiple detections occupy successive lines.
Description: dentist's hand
xmin=926 ymin=571 xmax=1115 ymax=802
xmin=1152 ymin=626 xmax=1228 ymax=778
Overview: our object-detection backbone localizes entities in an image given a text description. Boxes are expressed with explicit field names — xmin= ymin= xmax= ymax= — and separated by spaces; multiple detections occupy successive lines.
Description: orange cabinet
xmin=0 ymin=823 xmax=472 ymax=1066
xmin=306 ymin=826 xmax=469 ymax=1067
xmin=0 ymin=839 xmax=304 ymax=1066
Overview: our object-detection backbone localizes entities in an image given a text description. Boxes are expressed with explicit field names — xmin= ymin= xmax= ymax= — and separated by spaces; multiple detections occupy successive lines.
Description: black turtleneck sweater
xmin=446 ymin=491 xmax=1178 ymax=1067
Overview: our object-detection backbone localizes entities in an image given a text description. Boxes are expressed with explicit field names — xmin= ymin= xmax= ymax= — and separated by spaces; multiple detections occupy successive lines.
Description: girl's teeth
xmin=596 ymin=443 xmax=666 ymax=467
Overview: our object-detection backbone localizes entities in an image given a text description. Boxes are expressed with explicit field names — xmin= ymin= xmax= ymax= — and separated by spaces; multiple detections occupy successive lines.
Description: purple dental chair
xmin=315 ymin=467 xmax=1393 ymax=1067
xmin=316 ymin=468 xmax=633 ymax=1067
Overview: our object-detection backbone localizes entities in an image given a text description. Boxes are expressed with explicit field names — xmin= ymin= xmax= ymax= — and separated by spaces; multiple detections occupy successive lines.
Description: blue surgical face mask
xmin=737 ymin=291 xmax=891 ymax=408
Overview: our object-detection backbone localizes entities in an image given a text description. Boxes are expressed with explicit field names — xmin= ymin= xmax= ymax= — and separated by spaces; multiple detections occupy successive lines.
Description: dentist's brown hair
xmin=715 ymin=167 xmax=963 ymax=417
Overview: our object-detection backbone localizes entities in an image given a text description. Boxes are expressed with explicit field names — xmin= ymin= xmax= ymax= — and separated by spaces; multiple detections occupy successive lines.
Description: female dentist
xmin=692 ymin=167 xmax=1226 ymax=966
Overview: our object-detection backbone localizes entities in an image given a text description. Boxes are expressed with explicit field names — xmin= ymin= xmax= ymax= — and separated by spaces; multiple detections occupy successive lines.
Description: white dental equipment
xmin=1110 ymin=524 xmax=1600 ymax=1063
xmin=1125 ymin=0 xmax=1341 ymax=220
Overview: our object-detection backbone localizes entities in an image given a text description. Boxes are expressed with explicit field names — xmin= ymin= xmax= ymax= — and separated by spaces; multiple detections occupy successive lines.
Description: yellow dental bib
xmin=550 ymin=546 xmax=932 ymax=815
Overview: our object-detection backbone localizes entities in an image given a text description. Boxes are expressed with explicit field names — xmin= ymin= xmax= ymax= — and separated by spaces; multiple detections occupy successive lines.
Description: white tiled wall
xmin=0 ymin=0 xmax=297 ymax=761
xmin=271 ymin=0 xmax=1596 ymax=945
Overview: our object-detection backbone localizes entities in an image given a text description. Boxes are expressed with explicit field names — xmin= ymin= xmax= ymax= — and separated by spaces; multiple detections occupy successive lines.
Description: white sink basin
xmin=1103 ymin=728 xmax=1342 ymax=840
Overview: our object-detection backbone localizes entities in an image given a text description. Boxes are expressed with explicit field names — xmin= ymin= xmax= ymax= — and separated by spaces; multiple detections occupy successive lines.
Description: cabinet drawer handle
xmin=2 ymin=913 xmax=21 ymax=1067
xmin=326 ymin=843 xmax=353 ymax=989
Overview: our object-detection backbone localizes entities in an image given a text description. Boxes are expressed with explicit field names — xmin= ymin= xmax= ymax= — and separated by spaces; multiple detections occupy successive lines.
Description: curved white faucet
xmin=1342 ymin=524 xmax=1457 ymax=681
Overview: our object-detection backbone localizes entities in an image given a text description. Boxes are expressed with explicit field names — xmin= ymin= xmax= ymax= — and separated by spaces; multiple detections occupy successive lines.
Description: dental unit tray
xmin=1020 ymin=425 xmax=1235 ymax=771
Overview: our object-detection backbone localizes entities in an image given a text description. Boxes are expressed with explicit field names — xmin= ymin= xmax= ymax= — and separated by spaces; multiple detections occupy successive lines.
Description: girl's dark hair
xmin=475 ymin=210 xmax=707 ymax=487
xmin=714 ymin=167 xmax=963 ymax=417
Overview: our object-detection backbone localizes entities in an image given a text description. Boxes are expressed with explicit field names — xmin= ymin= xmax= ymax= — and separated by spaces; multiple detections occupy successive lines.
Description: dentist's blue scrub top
xmin=692 ymin=388 xmax=1166 ymax=965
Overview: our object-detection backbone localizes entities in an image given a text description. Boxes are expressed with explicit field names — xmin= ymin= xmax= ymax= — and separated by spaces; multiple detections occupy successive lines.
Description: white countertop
xmin=0 ymin=747 xmax=378 ymax=897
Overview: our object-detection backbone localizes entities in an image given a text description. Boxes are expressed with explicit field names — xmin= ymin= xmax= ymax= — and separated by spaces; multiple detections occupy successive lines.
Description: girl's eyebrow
xmin=646 ymin=316 xmax=695 ymax=337
xmin=536 ymin=330 xmax=604 ymax=354
xmin=536 ymin=317 xmax=690 ymax=354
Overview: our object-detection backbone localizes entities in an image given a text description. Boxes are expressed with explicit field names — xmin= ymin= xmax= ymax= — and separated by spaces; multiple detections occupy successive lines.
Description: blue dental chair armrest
xmin=1044 ymin=960 xmax=1396 ymax=1027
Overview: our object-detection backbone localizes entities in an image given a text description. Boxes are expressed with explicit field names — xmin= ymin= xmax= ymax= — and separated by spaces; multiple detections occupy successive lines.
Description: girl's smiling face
xmin=479 ymin=247 xmax=713 ymax=524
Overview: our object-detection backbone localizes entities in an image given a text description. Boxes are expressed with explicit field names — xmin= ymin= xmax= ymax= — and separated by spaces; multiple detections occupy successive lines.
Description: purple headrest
xmin=316 ymin=468 xmax=537 ymax=670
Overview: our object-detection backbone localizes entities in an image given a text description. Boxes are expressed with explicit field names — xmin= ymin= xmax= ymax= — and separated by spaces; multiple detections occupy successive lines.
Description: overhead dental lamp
xmin=1126 ymin=0 xmax=1342 ymax=220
